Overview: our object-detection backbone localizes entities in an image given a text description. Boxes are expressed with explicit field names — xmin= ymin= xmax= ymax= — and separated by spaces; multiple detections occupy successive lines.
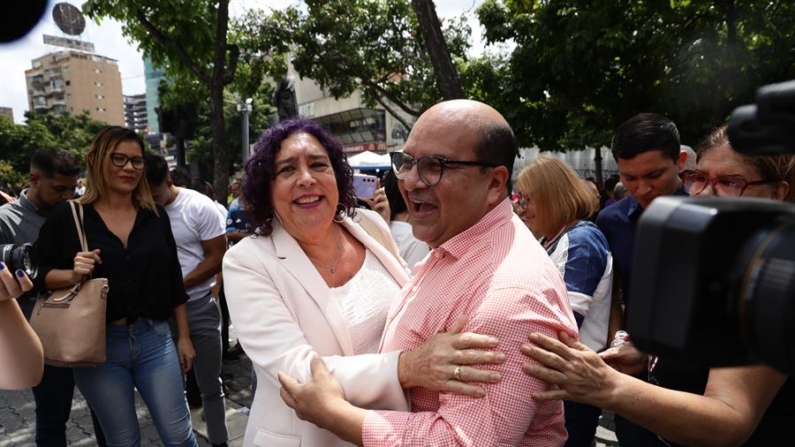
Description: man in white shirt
xmin=146 ymin=153 xmax=229 ymax=447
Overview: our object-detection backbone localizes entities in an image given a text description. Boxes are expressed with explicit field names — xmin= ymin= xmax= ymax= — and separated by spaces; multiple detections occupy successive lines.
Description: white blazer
xmin=223 ymin=209 xmax=411 ymax=447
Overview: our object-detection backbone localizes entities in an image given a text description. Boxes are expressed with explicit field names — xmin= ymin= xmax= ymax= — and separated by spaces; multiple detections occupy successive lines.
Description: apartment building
xmin=25 ymin=50 xmax=125 ymax=125
xmin=124 ymin=93 xmax=148 ymax=132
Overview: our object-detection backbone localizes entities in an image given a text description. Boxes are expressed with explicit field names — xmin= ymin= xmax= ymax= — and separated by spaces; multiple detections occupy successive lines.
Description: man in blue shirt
xmin=595 ymin=113 xmax=687 ymax=447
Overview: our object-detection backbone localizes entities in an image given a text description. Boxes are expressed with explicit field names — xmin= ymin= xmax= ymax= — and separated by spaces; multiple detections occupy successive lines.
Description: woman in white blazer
xmin=224 ymin=119 xmax=502 ymax=447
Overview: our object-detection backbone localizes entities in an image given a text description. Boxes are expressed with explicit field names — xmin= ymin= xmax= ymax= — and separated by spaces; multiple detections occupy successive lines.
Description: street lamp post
xmin=237 ymin=98 xmax=253 ymax=167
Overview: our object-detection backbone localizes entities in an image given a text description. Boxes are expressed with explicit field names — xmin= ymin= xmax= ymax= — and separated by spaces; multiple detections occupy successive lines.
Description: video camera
xmin=627 ymin=79 xmax=795 ymax=375
xmin=0 ymin=243 xmax=37 ymax=278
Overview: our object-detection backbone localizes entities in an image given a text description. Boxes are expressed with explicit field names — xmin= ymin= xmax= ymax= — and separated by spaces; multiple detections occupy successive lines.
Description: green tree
xmin=478 ymin=0 xmax=795 ymax=155
xmin=0 ymin=160 xmax=25 ymax=193
xmin=244 ymin=0 xmax=472 ymax=129
xmin=0 ymin=111 xmax=106 ymax=188
xmin=26 ymin=111 xmax=108 ymax=163
xmin=83 ymin=0 xmax=287 ymax=200
xmin=0 ymin=116 xmax=56 ymax=179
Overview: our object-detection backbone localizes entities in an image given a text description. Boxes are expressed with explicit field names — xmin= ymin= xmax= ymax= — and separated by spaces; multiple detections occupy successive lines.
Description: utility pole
xmin=237 ymin=98 xmax=253 ymax=167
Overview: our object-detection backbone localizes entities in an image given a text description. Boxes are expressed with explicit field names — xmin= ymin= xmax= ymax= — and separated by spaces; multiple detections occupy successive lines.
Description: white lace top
xmin=329 ymin=249 xmax=401 ymax=354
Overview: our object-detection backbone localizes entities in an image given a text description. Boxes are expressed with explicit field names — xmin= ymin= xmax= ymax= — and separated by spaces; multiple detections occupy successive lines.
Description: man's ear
xmin=488 ymin=166 xmax=510 ymax=204
xmin=677 ymin=151 xmax=687 ymax=171
xmin=29 ymin=172 xmax=39 ymax=186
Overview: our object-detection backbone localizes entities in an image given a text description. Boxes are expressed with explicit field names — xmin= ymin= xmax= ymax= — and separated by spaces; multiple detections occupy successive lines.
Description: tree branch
xmin=133 ymin=10 xmax=211 ymax=84
xmin=361 ymin=80 xmax=421 ymax=117
xmin=372 ymin=95 xmax=413 ymax=132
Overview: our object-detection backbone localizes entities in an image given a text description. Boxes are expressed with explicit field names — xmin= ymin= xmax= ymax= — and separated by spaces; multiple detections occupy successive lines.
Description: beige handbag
xmin=30 ymin=201 xmax=109 ymax=367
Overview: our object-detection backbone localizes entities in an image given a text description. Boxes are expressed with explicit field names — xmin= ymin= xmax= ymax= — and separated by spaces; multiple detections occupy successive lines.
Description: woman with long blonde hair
xmin=34 ymin=126 xmax=199 ymax=446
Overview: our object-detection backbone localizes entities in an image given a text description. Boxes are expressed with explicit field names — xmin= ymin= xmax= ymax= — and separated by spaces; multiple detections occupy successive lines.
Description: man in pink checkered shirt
xmin=280 ymin=99 xmax=579 ymax=446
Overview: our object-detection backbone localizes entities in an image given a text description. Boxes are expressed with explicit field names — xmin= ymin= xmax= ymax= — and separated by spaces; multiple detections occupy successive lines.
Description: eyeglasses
xmin=391 ymin=152 xmax=499 ymax=187
xmin=516 ymin=194 xmax=529 ymax=209
xmin=680 ymin=170 xmax=770 ymax=197
xmin=110 ymin=153 xmax=145 ymax=170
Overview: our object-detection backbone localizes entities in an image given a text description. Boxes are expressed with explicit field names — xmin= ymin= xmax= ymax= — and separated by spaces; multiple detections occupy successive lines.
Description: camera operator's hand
xmin=72 ymin=249 xmax=102 ymax=283
xmin=0 ymin=262 xmax=33 ymax=302
xmin=521 ymin=331 xmax=625 ymax=407
xmin=599 ymin=342 xmax=649 ymax=376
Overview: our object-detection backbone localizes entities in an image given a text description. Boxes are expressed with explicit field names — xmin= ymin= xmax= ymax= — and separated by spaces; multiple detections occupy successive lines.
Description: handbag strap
xmin=68 ymin=200 xmax=89 ymax=252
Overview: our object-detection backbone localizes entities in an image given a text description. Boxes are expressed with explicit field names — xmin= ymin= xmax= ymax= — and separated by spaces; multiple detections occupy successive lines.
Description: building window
xmin=65 ymin=80 xmax=70 ymax=86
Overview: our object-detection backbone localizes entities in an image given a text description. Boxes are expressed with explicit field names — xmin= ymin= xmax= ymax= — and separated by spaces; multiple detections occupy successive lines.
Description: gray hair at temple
xmin=680 ymin=145 xmax=697 ymax=171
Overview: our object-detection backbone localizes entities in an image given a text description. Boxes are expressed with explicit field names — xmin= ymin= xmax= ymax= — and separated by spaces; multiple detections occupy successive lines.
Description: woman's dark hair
xmin=382 ymin=170 xmax=406 ymax=219
xmin=243 ymin=118 xmax=356 ymax=236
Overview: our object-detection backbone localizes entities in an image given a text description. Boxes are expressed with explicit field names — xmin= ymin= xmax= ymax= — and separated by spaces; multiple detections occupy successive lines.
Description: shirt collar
xmin=436 ymin=198 xmax=514 ymax=260
xmin=18 ymin=189 xmax=46 ymax=216
xmin=627 ymin=185 xmax=689 ymax=222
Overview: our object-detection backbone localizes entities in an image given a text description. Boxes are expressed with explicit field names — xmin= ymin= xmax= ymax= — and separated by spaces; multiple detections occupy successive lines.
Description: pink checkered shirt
xmin=363 ymin=199 xmax=578 ymax=446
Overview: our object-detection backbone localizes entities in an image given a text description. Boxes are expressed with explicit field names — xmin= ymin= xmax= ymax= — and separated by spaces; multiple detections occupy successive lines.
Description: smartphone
xmin=353 ymin=173 xmax=378 ymax=198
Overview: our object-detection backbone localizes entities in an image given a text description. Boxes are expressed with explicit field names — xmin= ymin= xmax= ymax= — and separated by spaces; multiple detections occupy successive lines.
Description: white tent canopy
xmin=346 ymin=151 xmax=392 ymax=170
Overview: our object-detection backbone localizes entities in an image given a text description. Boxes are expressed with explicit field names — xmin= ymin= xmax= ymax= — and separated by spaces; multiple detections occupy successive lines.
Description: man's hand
xmin=398 ymin=315 xmax=505 ymax=397
xmin=279 ymin=357 xmax=347 ymax=429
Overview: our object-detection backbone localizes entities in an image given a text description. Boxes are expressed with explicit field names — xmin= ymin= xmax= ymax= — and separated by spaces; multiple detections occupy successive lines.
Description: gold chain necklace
xmin=309 ymin=227 xmax=342 ymax=273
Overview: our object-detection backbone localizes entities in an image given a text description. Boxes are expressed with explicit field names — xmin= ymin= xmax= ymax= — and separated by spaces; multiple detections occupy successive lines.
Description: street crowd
xmin=1 ymin=99 xmax=792 ymax=447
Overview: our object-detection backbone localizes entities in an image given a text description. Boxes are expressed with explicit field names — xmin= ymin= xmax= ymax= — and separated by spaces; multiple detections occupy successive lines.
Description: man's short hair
xmin=170 ymin=166 xmax=192 ymax=187
xmin=30 ymin=148 xmax=80 ymax=178
xmin=611 ymin=113 xmax=681 ymax=162
xmin=474 ymin=121 xmax=518 ymax=190
xmin=144 ymin=152 xmax=169 ymax=185
xmin=604 ymin=176 xmax=620 ymax=192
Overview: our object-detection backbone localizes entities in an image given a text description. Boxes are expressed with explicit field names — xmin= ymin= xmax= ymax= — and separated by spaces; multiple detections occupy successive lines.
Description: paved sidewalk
xmin=0 ymin=353 xmax=254 ymax=447
xmin=0 ymin=348 xmax=617 ymax=447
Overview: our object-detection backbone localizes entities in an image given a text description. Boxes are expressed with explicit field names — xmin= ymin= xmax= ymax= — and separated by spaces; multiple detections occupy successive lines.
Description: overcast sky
xmin=0 ymin=0 xmax=487 ymax=124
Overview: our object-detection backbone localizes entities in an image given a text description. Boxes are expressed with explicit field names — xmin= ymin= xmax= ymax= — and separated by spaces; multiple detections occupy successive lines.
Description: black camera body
xmin=627 ymin=197 xmax=795 ymax=374
xmin=627 ymin=79 xmax=795 ymax=375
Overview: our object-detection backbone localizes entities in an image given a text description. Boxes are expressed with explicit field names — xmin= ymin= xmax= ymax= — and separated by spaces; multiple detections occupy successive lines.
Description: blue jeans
xmin=73 ymin=319 xmax=198 ymax=447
